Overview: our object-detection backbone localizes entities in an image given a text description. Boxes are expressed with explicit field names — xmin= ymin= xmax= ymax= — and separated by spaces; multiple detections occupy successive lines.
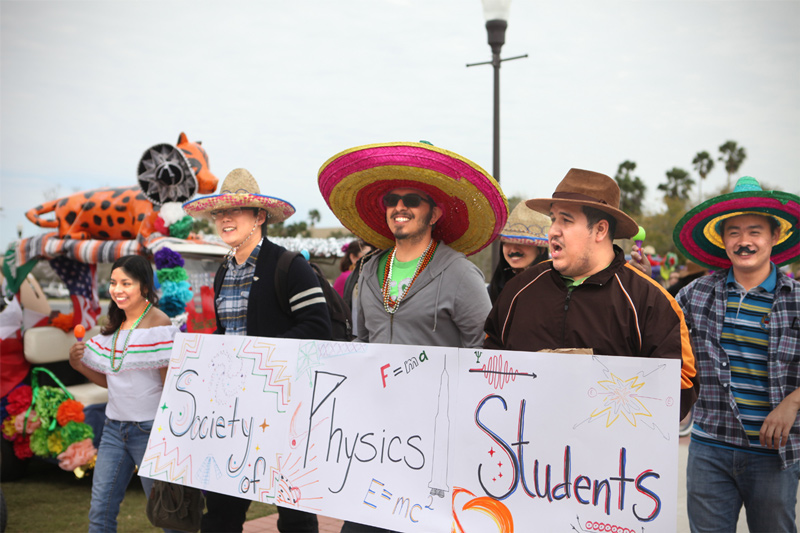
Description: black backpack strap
xmin=212 ymin=260 xmax=229 ymax=334
xmin=275 ymin=250 xmax=300 ymax=317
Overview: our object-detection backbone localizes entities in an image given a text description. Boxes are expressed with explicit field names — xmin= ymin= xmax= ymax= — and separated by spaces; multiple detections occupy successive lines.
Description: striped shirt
xmin=677 ymin=265 xmax=800 ymax=468
xmin=217 ymin=241 xmax=261 ymax=336
xmin=718 ymin=265 xmax=777 ymax=453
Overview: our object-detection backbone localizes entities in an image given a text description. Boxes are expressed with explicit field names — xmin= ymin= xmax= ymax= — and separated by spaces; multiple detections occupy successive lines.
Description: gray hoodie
xmin=355 ymin=243 xmax=491 ymax=348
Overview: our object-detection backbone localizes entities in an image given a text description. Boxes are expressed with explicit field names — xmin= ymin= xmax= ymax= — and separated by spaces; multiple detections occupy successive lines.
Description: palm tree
xmin=692 ymin=151 xmax=714 ymax=202
xmin=658 ymin=167 xmax=695 ymax=201
xmin=718 ymin=141 xmax=747 ymax=190
xmin=309 ymin=209 xmax=321 ymax=227
xmin=614 ymin=160 xmax=647 ymax=216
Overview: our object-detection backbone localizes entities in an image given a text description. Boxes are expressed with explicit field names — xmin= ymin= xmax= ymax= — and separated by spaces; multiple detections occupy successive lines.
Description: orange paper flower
xmin=51 ymin=312 xmax=75 ymax=332
xmin=56 ymin=399 xmax=85 ymax=426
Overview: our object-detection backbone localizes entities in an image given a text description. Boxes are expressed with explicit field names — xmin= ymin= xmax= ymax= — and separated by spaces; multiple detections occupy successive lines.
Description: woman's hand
xmin=69 ymin=342 xmax=86 ymax=370
xmin=68 ymin=341 xmax=108 ymax=388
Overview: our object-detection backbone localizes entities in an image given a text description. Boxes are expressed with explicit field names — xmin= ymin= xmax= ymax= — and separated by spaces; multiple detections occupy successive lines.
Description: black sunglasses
xmin=382 ymin=193 xmax=434 ymax=209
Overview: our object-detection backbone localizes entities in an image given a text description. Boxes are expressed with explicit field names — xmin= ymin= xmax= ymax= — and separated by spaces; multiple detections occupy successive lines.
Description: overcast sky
xmin=2 ymin=0 xmax=798 ymax=252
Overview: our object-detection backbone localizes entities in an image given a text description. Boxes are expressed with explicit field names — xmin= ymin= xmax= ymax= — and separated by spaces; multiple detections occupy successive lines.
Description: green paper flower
xmin=30 ymin=427 xmax=51 ymax=456
xmin=61 ymin=421 xmax=94 ymax=448
xmin=156 ymin=266 xmax=189 ymax=284
xmin=168 ymin=216 xmax=194 ymax=239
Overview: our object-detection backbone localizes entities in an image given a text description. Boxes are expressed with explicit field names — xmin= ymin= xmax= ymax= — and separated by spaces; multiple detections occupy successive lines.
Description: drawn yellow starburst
xmin=590 ymin=373 xmax=652 ymax=427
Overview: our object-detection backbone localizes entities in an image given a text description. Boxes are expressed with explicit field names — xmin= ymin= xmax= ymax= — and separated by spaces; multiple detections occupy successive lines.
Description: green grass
xmin=2 ymin=459 xmax=276 ymax=532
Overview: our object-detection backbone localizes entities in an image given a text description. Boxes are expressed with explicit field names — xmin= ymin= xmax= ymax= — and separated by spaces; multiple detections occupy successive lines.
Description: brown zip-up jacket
xmin=484 ymin=245 xmax=698 ymax=419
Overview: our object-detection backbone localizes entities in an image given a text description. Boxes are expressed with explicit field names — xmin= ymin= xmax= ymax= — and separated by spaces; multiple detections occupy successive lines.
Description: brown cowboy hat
xmin=525 ymin=168 xmax=639 ymax=239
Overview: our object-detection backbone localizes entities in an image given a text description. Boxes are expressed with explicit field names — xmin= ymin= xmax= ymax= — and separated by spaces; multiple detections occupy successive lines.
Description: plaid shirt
xmin=677 ymin=266 xmax=800 ymax=468
xmin=216 ymin=241 xmax=261 ymax=336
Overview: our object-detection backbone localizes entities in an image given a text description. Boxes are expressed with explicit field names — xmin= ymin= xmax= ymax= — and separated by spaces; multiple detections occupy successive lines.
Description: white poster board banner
xmin=141 ymin=333 xmax=680 ymax=532
xmin=452 ymin=349 xmax=680 ymax=533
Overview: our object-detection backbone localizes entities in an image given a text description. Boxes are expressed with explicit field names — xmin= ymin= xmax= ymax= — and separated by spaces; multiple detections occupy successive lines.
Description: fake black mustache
xmin=507 ymin=252 xmax=525 ymax=258
xmin=734 ymin=247 xmax=756 ymax=256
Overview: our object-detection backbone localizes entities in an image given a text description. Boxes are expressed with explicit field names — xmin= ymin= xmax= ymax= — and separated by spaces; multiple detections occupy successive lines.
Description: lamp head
xmin=482 ymin=0 xmax=511 ymax=53
xmin=482 ymin=0 xmax=511 ymax=22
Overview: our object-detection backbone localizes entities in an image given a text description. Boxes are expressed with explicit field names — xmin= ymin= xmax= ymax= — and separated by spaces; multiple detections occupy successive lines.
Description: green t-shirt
xmin=378 ymin=252 xmax=421 ymax=300
xmin=561 ymin=275 xmax=589 ymax=290
xmin=560 ymin=261 xmax=614 ymax=290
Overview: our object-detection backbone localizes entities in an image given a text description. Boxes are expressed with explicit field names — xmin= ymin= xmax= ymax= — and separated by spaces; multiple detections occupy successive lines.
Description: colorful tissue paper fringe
xmin=155 ymin=202 xmax=194 ymax=240
xmin=154 ymin=247 xmax=193 ymax=328
xmin=1 ymin=383 xmax=96 ymax=473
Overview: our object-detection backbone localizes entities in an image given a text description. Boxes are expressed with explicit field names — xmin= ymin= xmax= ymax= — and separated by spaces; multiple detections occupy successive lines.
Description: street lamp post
xmin=467 ymin=0 xmax=527 ymax=271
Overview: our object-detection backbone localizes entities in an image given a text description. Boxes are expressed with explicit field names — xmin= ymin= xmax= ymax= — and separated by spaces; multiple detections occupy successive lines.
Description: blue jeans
xmin=687 ymin=440 xmax=800 ymax=533
xmin=89 ymin=419 xmax=179 ymax=533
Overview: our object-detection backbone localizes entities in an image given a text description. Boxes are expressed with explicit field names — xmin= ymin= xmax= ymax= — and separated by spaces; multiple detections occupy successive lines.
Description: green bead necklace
xmin=110 ymin=302 xmax=152 ymax=372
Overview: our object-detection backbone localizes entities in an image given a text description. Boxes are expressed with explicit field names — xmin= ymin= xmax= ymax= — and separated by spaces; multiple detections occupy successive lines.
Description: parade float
xmin=0 ymin=133 xmax=227 ymax=480
xmin=0 ymin=133 xmax=354 ymax=481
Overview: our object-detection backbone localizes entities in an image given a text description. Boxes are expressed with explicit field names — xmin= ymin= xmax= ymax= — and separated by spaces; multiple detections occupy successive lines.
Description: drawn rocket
xmin=428 ymin=358 xmax=450 ymax=497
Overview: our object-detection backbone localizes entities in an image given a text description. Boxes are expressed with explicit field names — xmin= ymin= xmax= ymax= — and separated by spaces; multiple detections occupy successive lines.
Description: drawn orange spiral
xmin=452 ymin=487 xmax=514 ymax=533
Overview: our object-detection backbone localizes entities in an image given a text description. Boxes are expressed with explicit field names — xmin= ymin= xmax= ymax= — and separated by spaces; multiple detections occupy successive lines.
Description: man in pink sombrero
xmin=319 ymin=141 xmax=507 ymax=348
xmin=674 ymin=176 xmax=800 ymax=532
xmin=184 ymin=168 xmax=331 ymax=533
xmin=484 ymin=169 xmax=698 ymax=421
xmin=319 ymin=141 xmax=507 ymax=533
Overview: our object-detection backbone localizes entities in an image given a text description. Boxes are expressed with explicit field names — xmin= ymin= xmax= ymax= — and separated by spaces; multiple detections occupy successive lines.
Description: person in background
xmin=183 ymin=168 xmax=331 ymax=533
xmin=674 ymin=176 xmax=800 ymax=532
xmin=667 ymin=260 xmax=708 ymax=297
xmin=334 ymin=239 xmax=373 ymax=298
xmin=488 ymin=202 xmax=551 ymax=303
xmin=667 ymin=269 xmax=681 ymax=288
xmin=68 ymin=255 xmax=178 ymax=533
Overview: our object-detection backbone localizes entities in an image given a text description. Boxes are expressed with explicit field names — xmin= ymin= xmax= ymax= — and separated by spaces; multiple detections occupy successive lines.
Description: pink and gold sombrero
xmin=183 ymin=168 xmax=295 ymax=224
xmin=318 ymin=142 xmax=508 ymax=256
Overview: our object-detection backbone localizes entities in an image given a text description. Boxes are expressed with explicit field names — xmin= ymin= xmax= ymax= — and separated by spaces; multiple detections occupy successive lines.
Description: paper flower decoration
xmin=2 ymin=378 xmax=96 ymax=473
xmin=57 ymin=438 xmax=97 ymax=471
xmin=56 ymin=399 xmax=85 ymax=426
xmin=154 ymin=202 xmax=194 ymax=239
xmin=6 ymin=385 xmax=32 ymax=416
xmin=154 ymin=247 xmax=193 ymax=323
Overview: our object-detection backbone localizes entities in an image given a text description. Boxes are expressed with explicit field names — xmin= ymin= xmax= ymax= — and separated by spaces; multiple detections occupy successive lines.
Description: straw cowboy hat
xmin=318 ymin=142 xmax=508 ymax=256
xmin=182 ymin=168 xmax=295 ymax=224
xmin=500 ymin=203 xmax=550 ymax=247
xmin=673 ymin=176 xmax=800 ymax=269
xmin=525 ymin=168 xmax=639 ymax=239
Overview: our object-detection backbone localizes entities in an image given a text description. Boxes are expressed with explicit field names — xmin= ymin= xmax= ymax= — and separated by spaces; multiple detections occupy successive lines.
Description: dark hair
xmin=340 ymin=240 xmax=368 ymax=272
xmin=255 ymin=208 xmax=269 ymax=236
xmin=488 ymin=244 xmax=549 ymax=304
xmin=719 ymin=214 xmax=780 ymax=235
xmin=582 ymin=206 xmax=617 ymax=241
xmin=102 ymin=255 xmax=158 ymax=335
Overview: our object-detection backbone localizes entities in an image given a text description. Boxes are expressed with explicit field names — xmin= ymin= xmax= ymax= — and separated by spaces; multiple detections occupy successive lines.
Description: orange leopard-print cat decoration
xmin=25 ymin=133 xmax=218 ymax=240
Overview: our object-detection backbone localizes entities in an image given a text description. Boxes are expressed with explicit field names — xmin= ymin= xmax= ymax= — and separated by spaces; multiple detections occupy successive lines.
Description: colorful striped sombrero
xmin=673 ymin=176 xmax=800 ymax=269
xmin=318 ymin=142 xmax=508 ymax=256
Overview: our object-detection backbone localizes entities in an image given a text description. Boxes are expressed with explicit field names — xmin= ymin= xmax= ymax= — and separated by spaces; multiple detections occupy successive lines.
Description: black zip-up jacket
xmin=484 ymin=245 xmax=698 ymax=419
xmin=213 ymin=238 xmax=332 ymax=340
